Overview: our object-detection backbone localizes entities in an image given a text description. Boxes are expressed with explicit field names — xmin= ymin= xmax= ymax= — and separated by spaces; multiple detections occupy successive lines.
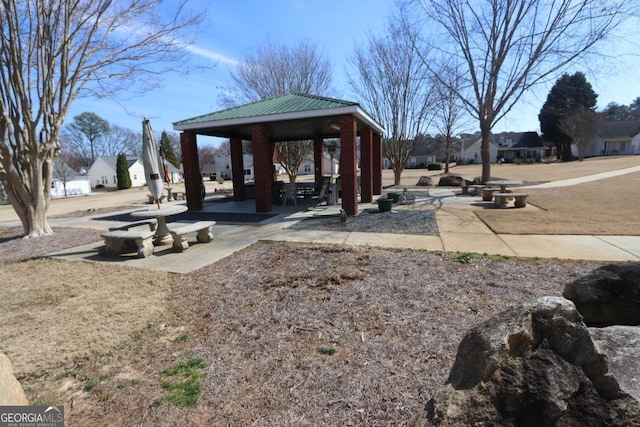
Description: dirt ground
xmin=0 ymin=228 xmax=605 ymax=426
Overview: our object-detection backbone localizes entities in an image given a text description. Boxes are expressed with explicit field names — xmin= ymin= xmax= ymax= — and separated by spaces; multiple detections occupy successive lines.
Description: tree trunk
xmin=480 ymin=120 xmax=492 ymax=183
xmin=393 ymin=167 xmax=402 ymax=186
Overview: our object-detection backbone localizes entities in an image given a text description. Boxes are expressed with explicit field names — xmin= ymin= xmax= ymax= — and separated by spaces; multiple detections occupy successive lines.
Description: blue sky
xmin=68 ymin=0 xmax=640 ymax=147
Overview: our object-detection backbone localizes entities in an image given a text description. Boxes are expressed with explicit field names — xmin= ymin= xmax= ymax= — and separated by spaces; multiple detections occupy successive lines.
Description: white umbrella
xmin=142 ymin=118 xmax=164 ymax=208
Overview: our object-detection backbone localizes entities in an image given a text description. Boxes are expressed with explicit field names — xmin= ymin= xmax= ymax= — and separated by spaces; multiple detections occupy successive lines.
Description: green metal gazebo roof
xmin=173 ymin=92 xmax=384 ymax=141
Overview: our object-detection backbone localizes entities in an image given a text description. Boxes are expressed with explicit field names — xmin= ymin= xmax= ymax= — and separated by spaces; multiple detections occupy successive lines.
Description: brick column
xmin=313 ymin=136 xmax=324 ymax=185
xmin=339 ymin=115 xmax=358 ymax=216
xmin=372 ymin=133 xmax=383 ymax=195
xmin=180 ymin=131 xmax=202 ymax=211
xmin=360 ymin=128 xmax=373 ymax=203
xmin=251 ymin=124 xmax=272 ymax=212
xmin=230 ymin=137 xmax=246 ymax=201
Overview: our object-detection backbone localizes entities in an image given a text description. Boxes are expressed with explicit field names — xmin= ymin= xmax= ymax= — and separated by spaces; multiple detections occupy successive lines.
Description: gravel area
xmin=287 ymin=207 xmax=438 ymax=236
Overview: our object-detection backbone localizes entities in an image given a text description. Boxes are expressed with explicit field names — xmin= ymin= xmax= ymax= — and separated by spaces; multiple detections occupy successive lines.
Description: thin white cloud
xmin=183 ymin=44 xmax=239 ymax=65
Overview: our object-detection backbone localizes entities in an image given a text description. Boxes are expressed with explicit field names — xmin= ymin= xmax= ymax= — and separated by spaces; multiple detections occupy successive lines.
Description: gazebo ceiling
xmin=172 ymin=92 xmax=385 ymax=142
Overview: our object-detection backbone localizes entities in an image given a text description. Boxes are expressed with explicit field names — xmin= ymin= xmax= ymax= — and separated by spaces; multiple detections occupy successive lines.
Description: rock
xmin=414 ymin=297 xmax=640 ymax=426
xmin=563 ymin=261 xmax=640 ymax=326
xmin=416 ymin=176 xmax=433 ymax=187
xmin=437 ymin=174 xmax=464 ymax=187
xmin=0 ymin=353 xmax=29 ymax=405
xmin=589 ymin=325 xmax=640 ymax=401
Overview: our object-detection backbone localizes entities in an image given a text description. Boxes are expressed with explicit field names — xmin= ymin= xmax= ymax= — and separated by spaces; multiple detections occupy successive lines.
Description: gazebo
xmin=173 ymin=93 xmax=385 ymax=216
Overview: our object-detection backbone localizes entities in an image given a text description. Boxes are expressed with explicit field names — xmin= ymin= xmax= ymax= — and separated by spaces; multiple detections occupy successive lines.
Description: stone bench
xmin=481 ymin=187 xmax=502 ymax=201
xmin=173 ymin=191 xmax=185 ymax=201
xmin=168 ymin=221 xmax=216 ymax=252
xmin=108 ymin=218 xmax=157 ymax=232
xmin=100 ymin=229 xmax=155 ymax=258
xmin=493 ymin=192 xmax=529 ymax=208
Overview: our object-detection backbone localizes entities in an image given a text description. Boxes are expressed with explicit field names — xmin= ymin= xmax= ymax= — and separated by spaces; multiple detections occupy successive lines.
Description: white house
xmin=88 ymin=156 xmax=146 ymax=189
xmin=51 ymin=159 xmax=91 ymax=198
xmin=460 ymin=139 xmax=500 ymax=164
xmin=298 ymin=151 xmax=338 ymax=176
xmin=215 ymin=154 xmax=254 ymax=181
xmin=578 ymin=120 xmax=640 ymax=158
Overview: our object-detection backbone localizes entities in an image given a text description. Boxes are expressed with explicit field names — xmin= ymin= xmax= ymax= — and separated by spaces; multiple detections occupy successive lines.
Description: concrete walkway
xmin=35 ymin=188 xmax=639 ymax=273
xmin=2 ymin=166 xmax=640 ymax=273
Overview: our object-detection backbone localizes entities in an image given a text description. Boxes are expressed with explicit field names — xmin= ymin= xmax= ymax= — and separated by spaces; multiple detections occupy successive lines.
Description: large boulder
xmin=437 ymin=174 xmax=464 ymax=187
xmin=412 ymin=297 xmax=640 ymax=426
xmin=416 ymin=176 xmax=433 ymax=187
xmin=0 ymin=353 xmax=29 ymax=405
xmin=563 ymin=261 xmax=640 ymax=326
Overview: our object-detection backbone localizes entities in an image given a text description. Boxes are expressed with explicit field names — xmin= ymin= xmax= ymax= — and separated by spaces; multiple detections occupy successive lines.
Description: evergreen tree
xmin=538 ymin=72 xmax=597 ymax=161
xmin=159 ymin=130 xmax=180 ymax=168
xmin=116 ymin=153 xmax=132 ymax=190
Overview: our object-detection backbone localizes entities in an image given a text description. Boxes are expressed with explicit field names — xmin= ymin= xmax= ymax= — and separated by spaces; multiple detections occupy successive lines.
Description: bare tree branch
xmin=0 ymin=0 xmax=202 ymax=237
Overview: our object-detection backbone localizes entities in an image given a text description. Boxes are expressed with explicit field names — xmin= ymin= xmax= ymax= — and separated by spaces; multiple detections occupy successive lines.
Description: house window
xmin=244 ymin=169 xmax=251 ymax=176
xmin=113 ymin=176 xmax=117 ymax=184
xmin=303 ymin=164 xmax=312 ymax=174
xmin=133 ymin=174 xmax=137 ymax=180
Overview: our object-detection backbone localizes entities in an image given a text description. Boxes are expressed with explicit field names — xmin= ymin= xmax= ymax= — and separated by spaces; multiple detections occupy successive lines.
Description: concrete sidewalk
xmin=37 ymin=189 xmax=640 ymax=273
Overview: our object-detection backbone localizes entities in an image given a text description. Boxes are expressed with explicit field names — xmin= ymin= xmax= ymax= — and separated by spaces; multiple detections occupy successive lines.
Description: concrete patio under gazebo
xmin=173 ymin=93 xmax=385 ymax=216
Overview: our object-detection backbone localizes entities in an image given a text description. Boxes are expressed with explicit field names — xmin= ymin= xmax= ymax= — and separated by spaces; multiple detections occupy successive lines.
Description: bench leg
xmin=494 ymin=196 xmax=508 ymax=207
xmin=514 ymin=196 xmax=528 ymax=208
xmin=196 ymin=227 xmax=213 ymax=243
xmin=135 ymin=236 xmax=154 ymax=258
xmin=171 ymin=232 xmax=190 ymax=252
xmin=101 ymin=237 xmax=127 ymax=257
xmin=482 ymin=190 xmax=494 ymax=201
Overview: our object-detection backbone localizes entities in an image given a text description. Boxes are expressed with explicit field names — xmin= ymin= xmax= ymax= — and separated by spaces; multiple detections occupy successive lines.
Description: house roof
xmin=598 ymin=120 xmax=640 ymax=139
xmin=512 ymin=131 xmax=543 ymax=148
xmin=173 ymin=92 xmax=385 ymax=141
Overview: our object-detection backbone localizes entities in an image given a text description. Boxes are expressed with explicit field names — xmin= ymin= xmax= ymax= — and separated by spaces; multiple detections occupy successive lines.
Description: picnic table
xmin=130 ymin=204 xmax=187 ymax=245
xmin=485 ymin=180 xmax=523 ymax=192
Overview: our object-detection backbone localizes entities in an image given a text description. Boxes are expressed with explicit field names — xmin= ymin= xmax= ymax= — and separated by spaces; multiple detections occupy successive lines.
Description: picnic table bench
xmin=173 ymin=191 xmax=186 ymax=201
xmin=482 ymin=187 xmax=503 ymax=201
xmin=493 ymin=192 xmax=529 ymax=208
xmin=100 ymin=229 xmax=155 ymax=258
xmin=168 ymin=221 xmax=216 ymax=252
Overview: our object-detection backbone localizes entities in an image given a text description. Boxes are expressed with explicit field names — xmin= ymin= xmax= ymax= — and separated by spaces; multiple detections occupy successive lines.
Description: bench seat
xmin=168 ymin=221 xmax=216 ymax=252
xmin=100 ymin=229 xmax=155 ymax=258
xmin=493 ymin=192 xmax=529 ymax=208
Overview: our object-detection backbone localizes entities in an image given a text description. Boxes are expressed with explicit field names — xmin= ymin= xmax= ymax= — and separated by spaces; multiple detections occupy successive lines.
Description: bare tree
xmin=408 ymin=0 xmax=636 ymax=182
xmin=0 ymin=0 xmax=201 ymax=237
xmin=432 ymin=63 xmax=468 ymax=173
xmin=224 ymin=40 xmax=333 ymax=105
xmin=224 ymin=40 xmax=332 ymax=182
xmin=277 ymin=140 xmax=312 ymax=183
xmin=558 ymin=106 xmax=599 ymax=161
xmin=350 ymin=21 xmax=435 ymax=185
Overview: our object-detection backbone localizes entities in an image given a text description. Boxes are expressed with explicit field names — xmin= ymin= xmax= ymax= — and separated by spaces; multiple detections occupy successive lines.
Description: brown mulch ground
xmin=0 ymin=227 xmax=606 ymax=426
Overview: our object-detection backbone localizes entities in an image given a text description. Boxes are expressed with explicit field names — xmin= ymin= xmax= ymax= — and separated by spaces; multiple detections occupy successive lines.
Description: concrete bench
xmin=481 ymin=187 xmax=502 ymax=201
xmin=173 ymin=191 xmax=185 ymax=201
xmin=493 ymin=192 xmax=529 ymax=208
xmin=108 ymin=219 xmax=157 ymax=232
xmin=100 ymin=229 xmax=155 ymax=258
xmin=168 ymin=221 xmax=216 ymax=252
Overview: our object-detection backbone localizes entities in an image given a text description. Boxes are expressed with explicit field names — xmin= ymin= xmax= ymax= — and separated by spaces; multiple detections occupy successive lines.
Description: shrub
xmin=427 ymin=162 xmax=442 ymax=170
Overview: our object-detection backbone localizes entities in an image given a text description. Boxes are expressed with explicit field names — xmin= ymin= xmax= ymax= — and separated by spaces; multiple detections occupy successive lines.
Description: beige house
xmin=579 ymin=120 xmax=640 ymax=157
